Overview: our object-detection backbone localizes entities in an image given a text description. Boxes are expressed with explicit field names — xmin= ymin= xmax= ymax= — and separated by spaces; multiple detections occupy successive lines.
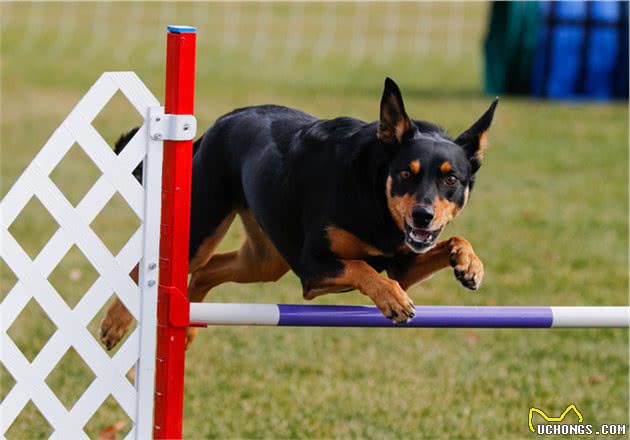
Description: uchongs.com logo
xmin=528 ymin=404 xmax=627 ymax=435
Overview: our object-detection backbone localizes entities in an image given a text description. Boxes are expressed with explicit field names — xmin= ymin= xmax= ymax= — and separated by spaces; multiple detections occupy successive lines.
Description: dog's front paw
xmin=448 ymin=237 xmax=484 ymax=290
xmin=371 ymin=280 xmax=416 ymax=323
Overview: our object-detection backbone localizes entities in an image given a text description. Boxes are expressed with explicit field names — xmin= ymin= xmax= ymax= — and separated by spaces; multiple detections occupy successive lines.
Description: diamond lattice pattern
xmin=0 ymin=72 xmax=161 ymax=439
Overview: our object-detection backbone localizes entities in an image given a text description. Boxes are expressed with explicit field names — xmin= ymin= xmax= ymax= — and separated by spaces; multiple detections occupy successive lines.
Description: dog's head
xmin=378 ymin=77 xmax=498 ymax=253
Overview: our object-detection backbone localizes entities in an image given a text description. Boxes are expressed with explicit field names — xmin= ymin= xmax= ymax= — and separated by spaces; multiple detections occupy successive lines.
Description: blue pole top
xmin=167 ymin=25 xmax=197 ymax=34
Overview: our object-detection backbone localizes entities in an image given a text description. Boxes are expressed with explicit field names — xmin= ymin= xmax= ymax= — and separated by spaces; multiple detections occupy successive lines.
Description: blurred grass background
xmin=1 ymin=2 xmax=628 ymax=439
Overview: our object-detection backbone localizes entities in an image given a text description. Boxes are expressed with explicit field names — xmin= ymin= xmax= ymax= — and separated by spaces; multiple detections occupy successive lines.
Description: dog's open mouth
xmin=405 ymin=221 xmax=441 ymax=253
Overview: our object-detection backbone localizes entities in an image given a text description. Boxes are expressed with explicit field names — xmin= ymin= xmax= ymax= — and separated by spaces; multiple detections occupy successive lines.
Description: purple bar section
xmin=277 ymin=305 xmax=554 ymax=328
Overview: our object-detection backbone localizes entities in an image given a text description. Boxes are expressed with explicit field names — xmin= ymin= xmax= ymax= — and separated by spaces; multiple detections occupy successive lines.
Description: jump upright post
xmin=1 ymin=25 xmax=629 ymax=440
xmin=152 ymin=25 xmax=196 ymax=440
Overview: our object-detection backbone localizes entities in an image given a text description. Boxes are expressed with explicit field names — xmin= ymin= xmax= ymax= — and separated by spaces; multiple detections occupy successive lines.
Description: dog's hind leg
xmin=100 ymin=208 xmax=236 ymax=351
xmin=188 ymin=210 xmax=237 ymax=274
xmin=188 ymin=210 xmax=289 ymax=300
xmin=100 ymin=265 xmax=138 ymax=350
xmin=185 ymin=210 xmax=289 ymax=347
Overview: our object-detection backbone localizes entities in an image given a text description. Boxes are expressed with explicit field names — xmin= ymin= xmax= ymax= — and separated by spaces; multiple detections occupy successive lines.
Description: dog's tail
xmin=114 ymin=127 xmax=202 ymax=183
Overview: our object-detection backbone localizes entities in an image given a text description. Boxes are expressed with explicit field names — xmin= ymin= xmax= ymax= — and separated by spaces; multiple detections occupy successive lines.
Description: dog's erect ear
xmin=377 ymin=77 xmax=412 ymax=144
xmin=454 ymin=98 xmax=499 ymax=173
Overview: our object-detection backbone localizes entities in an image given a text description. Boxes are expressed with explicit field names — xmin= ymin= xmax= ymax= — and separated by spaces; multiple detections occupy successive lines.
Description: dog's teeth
xmin=411 ymin=229 xmax=431 ymax=242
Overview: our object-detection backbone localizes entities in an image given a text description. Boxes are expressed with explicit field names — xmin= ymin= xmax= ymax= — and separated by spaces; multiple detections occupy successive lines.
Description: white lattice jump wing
xmin=1 ymin=72 xmax=163 ymax=439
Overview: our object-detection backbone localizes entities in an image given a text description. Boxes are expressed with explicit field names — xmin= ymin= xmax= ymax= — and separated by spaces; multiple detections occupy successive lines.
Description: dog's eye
xmin=400 ymin=171 xmax=411 ymax=180
xmin=444 ymin=175 xmax=458 ymax=186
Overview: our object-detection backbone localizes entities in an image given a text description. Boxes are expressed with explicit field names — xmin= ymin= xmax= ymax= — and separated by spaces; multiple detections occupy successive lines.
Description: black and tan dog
xmin=100 ymin=78 xmax=497 ymax=349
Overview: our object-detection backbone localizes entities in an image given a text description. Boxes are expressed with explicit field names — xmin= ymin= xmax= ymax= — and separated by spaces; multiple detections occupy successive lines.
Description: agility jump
xmin=1 ymin=26 xmax=628 ymax=439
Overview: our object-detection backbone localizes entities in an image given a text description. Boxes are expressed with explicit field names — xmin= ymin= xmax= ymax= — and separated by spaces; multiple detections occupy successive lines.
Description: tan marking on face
xmin=439 ymin=161 xmax=453 ymax=173
xmin=432 ymin=196 xmax=460 ymax=229
xmin=386 ymin=176 xmax=417 ymax=231
xmin=326 ymin=226 xmax=384 ymax=259
xmin=409 ymin=160 xmax=421 ymax=174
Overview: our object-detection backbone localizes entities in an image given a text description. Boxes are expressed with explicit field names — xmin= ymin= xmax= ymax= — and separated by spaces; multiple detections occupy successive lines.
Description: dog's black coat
xmin=116 ymin=78 xmax=497 ymax=293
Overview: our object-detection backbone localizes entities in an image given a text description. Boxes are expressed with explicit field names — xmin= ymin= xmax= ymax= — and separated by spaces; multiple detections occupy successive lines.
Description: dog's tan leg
xmin=303 ymin=260 xmax=416 ymax=323
xmin=185 ymin=210 xmax=289 ymax=348
xmin=100 ymin=265 xmax=138 ymax=351
xmin=188 ymin=212 xmax=237 ymax=274
xmin=100 ymin=210 xmax=290 ymax=350
xmin=187 ymin=211 xmax=289 ymax=300
xmin=388 ymin=236 xmax=484 ymax=291
xmin=100 ymin=212 xmax=237 ymax=351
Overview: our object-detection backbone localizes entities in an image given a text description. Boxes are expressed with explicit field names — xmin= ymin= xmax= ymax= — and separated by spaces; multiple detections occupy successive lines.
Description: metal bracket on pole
xmin=160 ymin=285 xmax=191 ymax=328
xmin=148 ymin=106 xmax=197 ymax=141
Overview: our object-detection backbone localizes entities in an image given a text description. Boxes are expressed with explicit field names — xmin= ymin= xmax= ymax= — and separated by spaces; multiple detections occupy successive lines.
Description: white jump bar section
xmin=551 ymin=306 xmax=630 ymax=327
xmin=190 ymin=303 xmax=280 ymax=326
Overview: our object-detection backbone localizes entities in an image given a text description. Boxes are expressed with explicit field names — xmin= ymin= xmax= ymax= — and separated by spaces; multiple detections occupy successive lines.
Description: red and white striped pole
xmin=153 ymin=25 xmax=196 ymax=439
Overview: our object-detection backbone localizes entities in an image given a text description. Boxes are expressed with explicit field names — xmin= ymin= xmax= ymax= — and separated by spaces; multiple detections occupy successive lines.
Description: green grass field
xmin=1 ymin=2 xmax=628 ymax=439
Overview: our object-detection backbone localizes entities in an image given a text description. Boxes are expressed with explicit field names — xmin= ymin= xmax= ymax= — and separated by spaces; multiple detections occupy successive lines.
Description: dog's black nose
xmin=412 ymin=205 xmax=434 ymax=227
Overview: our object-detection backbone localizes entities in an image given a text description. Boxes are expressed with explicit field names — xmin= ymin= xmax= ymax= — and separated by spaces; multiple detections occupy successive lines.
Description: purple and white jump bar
xmin=189 ymin=304 xmax=630 ymax=328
